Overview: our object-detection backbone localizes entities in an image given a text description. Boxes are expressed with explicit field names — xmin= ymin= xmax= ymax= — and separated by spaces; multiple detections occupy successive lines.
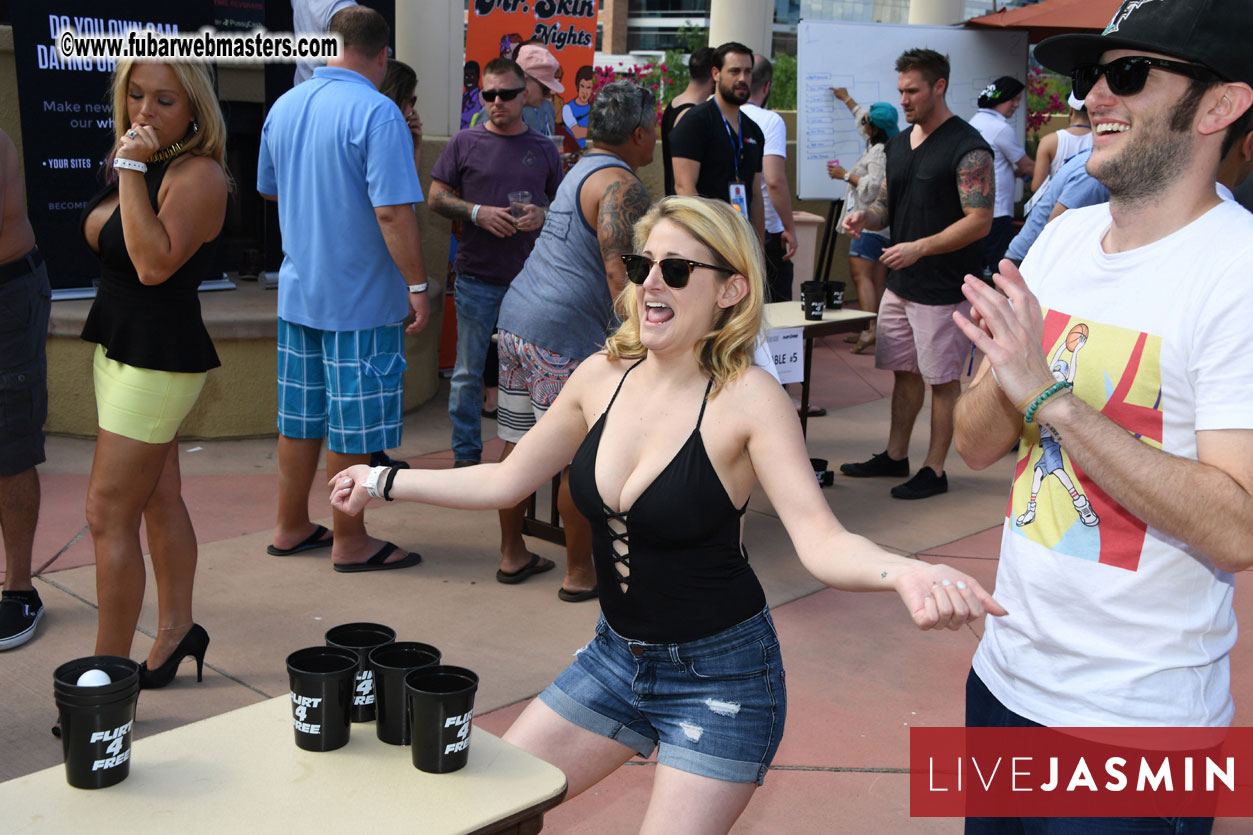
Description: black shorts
xmin=0 ymin=249 xmax=51 ymax=477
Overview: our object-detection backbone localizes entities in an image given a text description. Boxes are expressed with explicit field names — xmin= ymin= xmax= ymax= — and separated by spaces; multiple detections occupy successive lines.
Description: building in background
xmin=605 ymin=0 xmax=1041 ymax=56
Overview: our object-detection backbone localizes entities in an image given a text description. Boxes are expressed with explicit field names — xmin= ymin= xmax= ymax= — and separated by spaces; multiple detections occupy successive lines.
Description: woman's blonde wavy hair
xmin=604 ymin=196 xmax=764 ymax=398
xmin=109 ymin=59 xmax=233 ymax=190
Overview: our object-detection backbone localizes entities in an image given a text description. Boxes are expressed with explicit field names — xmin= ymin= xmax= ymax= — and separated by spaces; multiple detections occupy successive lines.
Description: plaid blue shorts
xmin=277 ymin=319 xmax=406 ymax=454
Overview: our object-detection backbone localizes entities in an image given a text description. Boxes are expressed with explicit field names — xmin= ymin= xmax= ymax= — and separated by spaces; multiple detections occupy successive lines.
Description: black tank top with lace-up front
xmin=568 ymin=359 xmax=767 ymax=643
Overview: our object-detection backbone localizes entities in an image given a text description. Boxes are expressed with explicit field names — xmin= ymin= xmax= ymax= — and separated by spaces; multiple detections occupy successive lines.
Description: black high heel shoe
xmin=139 ymin=624 xmax=210 ymax=690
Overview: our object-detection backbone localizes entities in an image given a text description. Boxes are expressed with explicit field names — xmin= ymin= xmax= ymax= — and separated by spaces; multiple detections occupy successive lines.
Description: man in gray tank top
xmin=492 ymin=81 xmax=656 ymax=602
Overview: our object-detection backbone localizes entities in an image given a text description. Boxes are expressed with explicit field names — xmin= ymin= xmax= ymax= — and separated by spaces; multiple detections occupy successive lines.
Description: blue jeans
xmin=964 ymin=669 xmax=1213 ymax=835
xmin=539 ymin=608 xmax=787 ymax=785
xmin=449 ymin=274 xmax=510 ymax=463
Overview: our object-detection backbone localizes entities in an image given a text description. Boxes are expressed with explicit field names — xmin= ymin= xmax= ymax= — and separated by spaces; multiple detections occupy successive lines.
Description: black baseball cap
xmin=1034 ymin=0 xmax=1252 ymax=87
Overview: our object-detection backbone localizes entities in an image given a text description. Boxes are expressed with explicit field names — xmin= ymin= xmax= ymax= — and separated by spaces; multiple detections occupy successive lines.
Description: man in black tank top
xmin=839 ymin=48 xmax=994 ymax=500
xmin=661 ymin=47 xmax=714 ymax=197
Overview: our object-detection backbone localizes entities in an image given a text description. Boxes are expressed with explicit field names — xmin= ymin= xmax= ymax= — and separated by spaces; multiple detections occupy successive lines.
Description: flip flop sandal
xmin=496 ymin=553 xmax=556 ymax=584
xmin=332 ymin=542 xmax=422 ymax=573
xmin=557 ymin=586 xmax=599 ymax=602
xmin=266 ymin=524 xmax=333 ymax=556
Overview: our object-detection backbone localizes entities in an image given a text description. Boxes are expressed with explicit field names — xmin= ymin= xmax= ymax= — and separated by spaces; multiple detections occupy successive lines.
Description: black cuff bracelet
xmin=382 ymin=466 xmax=400 ymax=501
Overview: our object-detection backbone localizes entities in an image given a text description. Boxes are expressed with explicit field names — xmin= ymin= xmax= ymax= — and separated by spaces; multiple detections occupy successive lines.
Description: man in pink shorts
xmin=841 ymin=48 xmax=994 ymax=499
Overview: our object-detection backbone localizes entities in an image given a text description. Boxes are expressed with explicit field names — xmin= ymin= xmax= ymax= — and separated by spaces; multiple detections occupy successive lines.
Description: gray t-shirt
xmin=497 ymin=153 xmax=636 ymax=360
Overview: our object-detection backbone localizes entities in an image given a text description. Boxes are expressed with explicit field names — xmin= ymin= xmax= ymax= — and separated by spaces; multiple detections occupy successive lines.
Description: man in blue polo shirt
xmin=258 ymin=5 xmax=429 ymax=572
xmin=1004 ymin=147 xmax=1108 ymax=265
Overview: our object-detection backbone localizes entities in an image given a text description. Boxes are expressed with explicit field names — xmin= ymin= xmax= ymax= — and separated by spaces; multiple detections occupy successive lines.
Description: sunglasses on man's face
xmin=621 ymin=254 xmax=734 ymax=289
xmin=1071 ymin=56 xmax=1218 ymax=100
xmin=482 ymin=87 xmax=525 ymax=102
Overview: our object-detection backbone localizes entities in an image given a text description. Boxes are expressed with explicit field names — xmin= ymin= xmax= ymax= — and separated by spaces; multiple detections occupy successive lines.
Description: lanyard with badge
xmin=723 ymin=114 xmax=749 ymax=217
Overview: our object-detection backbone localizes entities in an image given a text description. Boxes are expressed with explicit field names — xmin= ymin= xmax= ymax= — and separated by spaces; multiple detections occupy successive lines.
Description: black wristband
xmin=382 ymin=466 xmax=400 ymax=501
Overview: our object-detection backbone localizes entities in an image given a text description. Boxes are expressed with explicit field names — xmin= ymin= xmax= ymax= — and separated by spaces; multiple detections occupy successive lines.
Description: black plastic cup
xmin=405 ymin=665 xmax=479 ymax=773
xmin=369 ymin=642 xmax=441 ymax=745
xmin=286 ymin=646 xmax=359 ymax=751
xmin=824 ymin=280 xmax=846 ymax=309
xmin=325 ymin=622 xmax=396 ymax=723
xmin=53 ymin=655 xmax=141 ymax=789
xmin=799 ymin=281 xmax=825 ymax=320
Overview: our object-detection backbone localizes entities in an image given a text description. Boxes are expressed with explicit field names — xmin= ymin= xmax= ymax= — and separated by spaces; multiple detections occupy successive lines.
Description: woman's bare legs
xmin=503 ymin=698 xmax=638 ymax=799
xmin=86 ymin=429 xmax=175 ymax=657
xmin=504 ymin=698 xmax=758 ymax=834
xmin=640 ymin=765 xmax=757 ymax=835
xmin=142 ymin=438 xmax=198 ymax=665
xmin=848 ymin=254 xmax=887 ymax=350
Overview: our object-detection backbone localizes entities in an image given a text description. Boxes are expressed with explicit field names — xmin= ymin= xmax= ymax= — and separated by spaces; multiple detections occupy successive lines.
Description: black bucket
xmin=53 ymin=655 xmax=141 ymax=789
xmin=286 ymin=646 xmax=359 ymax=752
xmin=406 ymin=665 xmax=479 ymax=773
xmin=325 ymin=622 xmax=396 ymax=723
xmin=369 ymin=642 xmax=441 ymax=746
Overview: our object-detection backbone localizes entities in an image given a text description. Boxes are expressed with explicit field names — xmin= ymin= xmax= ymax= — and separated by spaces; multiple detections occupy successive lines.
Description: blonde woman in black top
xmin=80 ymin=59 xmax=228 ymax=688
xmin=331 ymin=197 xmax=1003 ymax=833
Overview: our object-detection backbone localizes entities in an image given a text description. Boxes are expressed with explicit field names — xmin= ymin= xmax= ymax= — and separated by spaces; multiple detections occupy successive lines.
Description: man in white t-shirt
xmin=742 ymin=54 xmax=797 ymax=303
xmin=968 ymin=76 xmax=1033 ymax=272
xmin=953 ymin=1 xmax=1253 ymax=831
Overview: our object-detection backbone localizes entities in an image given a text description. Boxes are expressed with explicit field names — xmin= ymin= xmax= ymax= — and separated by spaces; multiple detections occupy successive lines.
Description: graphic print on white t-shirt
xmin=1009 ymin=307 xmax=1163 ymax=571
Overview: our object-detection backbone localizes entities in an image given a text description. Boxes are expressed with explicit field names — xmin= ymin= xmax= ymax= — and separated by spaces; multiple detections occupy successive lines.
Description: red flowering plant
xmin=592 ymin=53 xmax=690 ymax=123
xmin=1025 ymin=65 xmax=1070 ymax=134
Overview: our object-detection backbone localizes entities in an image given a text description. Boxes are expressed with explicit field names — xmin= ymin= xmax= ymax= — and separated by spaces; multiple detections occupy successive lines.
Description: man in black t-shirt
xmin=661 ymin=47 xmax=714 ymax=197
xmin=669 ymin=42 xmax=766 ymax=243
xmin=841 ymin=48 xmax=994 ymax=500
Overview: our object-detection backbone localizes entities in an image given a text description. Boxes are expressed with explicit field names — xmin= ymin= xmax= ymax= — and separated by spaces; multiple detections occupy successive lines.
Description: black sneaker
xmin=0 ymin=590 xmax=44 ymax=650
xmin=890 ymin=467 xmax=948 ymax=500
xmin=370 ymin=451 xmax=411 ymax=469
xmin=840 ymin=451 xmax=910 ymax=478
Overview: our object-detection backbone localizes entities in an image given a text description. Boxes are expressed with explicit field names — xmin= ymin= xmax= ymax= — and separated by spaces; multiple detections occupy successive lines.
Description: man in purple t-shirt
xmin=430 ymin=57 xmax=563 ymax=467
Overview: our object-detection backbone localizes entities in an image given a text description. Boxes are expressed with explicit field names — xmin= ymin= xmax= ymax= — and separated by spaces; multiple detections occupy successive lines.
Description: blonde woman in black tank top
xmin=80 ymin=60 xmax=228 ymax=689
xmin=331 ymin=197 xmax=1003 ymax=833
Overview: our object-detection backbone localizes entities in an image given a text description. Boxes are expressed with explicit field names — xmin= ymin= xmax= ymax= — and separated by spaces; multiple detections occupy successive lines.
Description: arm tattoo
xmin=430 ymin=188 xmax=472 ymax=221
xmin=598 ymin=178 xmax=651 ymax=262
xmin=881 ymin=571 xmax=888 ymax=579
xmin=1041 ymin=421 xmax=1062 ymax=443
xmin=956 ymin=149 xmax=994 ymax=211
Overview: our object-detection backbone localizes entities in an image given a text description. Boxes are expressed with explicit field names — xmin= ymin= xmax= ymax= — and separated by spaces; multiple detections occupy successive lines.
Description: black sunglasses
xmin=1071 ymin=56 xmax=1218 ymax=100
xmin=621 ymin=254 xmax=734 ymax=289
xmin=481 ymin=86 xmax=525 ymax=102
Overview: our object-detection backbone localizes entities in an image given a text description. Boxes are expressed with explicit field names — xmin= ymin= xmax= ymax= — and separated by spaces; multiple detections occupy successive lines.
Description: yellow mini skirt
xmin=92 ymin=345 xmax=207 ymax=444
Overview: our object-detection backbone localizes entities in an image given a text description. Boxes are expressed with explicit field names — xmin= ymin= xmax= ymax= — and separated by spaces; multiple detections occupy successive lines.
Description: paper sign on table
xmin=766 ymin=328 xmax=805 ymax=384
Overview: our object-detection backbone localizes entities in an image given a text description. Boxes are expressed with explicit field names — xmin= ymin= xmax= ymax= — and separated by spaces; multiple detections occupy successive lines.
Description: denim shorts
xmin=849 ymin=231 xmax=889 ymax=263
xmin=539 ymin=607 xmax=786 ymax=785
xmin=276 ymin=318 xmax=406 ymax=454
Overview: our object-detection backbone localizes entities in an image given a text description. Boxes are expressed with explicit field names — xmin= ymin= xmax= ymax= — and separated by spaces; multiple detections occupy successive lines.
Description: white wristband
xmin=843 ymin=171 xmax=852 ymax=182
xmin=363 ymin=465 xmax=388 ymax=499
xmin=470 ymin=204 xmax=482 ymax=225
xmin=113 ymin=158 xmax=148 ymax=174
xmin=408 ymin=282 xmax=428 ymax=294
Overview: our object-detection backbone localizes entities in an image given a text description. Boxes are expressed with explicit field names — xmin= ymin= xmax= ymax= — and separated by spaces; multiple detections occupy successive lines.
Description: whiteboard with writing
xmin=797 ymin=20 xmax=1028 ymax=201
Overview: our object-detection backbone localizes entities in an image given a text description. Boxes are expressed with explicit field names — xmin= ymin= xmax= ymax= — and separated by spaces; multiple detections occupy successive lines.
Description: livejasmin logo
xmin=291 ymin=691 xmax=323 ymax=734
xmin=89 ymin=720 xmax=132 ymax=770
xmin=909 ymin=727 xmax=1253 ymax=818
xmin=353 ymin=670 xmax=374 ymax=707
xmin=443 ymin=710 xmax=473 ymax=754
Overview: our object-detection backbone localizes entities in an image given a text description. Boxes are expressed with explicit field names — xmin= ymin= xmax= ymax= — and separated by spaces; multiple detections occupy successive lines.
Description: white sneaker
xmin=1015 ymin=503 xmax=1036 ymax=527
xmin=1074 ymin=496 xmax=1099 ymax=527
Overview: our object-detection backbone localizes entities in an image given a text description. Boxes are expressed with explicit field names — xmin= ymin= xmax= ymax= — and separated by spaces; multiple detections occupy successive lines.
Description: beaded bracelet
xmin=1014 ymin=380 xmax=1056 ymax=415
xmin=1024 ymin=381 xmax=1072 ymax=424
